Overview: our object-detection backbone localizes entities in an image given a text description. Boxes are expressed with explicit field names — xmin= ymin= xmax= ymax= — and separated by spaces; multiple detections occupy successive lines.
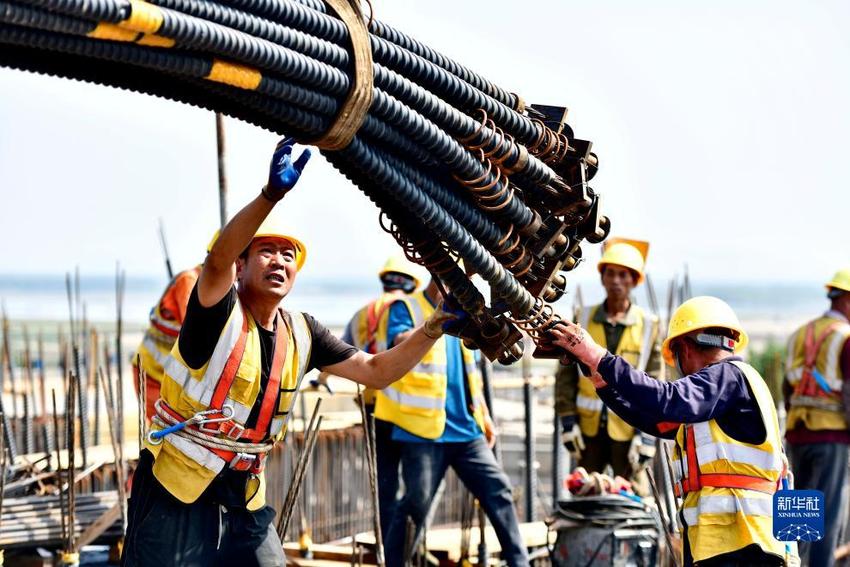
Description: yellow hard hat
xmin=826 ymin=268 xmax=850 ymax=294
xmin=206 ymin=229 xmax=220 ymax=254
xmin=598 ymin=238 xmax=649 ymax=284
xmin=661 ymin=296 xmax=748 ymax=366
xmin=252 ymin=217 xmax=307 ymax=271
xmin=378 ymin=256 xmax=421 ymax=288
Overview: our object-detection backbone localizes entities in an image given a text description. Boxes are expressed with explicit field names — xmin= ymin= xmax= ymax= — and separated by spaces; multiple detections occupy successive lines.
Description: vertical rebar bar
xmin=89 ymin=329 xmax=99 ymax=447
xmin=357 ymin=391 xmax=384 ymax=567
xmin=22 ymin=328 xmax=35 ymax=454
xmin=216 ymin=112 xmax=228 ymax=228
xmin=52 ymin=389 xmax=67 ymax=547
xmin=98 ymin=367 xmax=127 ymax=530
xmin=115 ymin=266 xmax=125 ymax=453
xmin=0 ymin=311 xmax=18 ymax=460
xmin=66 ymin=372 xmax=77 ymax=554
xmin=522 ymin=339 xmax=536 ymax=522
xmin=65 ymin=273 xmax=86 ymax=469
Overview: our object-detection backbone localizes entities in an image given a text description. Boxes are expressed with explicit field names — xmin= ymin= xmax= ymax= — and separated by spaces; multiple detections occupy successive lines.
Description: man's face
xmin=601 ymin=265 xmax=636 ymax=301
xmin=237 ymin=237 xmax=299 ymax=300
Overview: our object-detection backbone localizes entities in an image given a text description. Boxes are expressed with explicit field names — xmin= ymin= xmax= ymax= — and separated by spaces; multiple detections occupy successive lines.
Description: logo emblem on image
xmin=773 ymin=489 xmax=824 ymax=542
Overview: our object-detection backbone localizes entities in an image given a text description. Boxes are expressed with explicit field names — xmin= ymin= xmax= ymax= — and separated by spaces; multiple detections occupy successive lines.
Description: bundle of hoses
xmin=0 ymin=0 xmax=611 ymax=363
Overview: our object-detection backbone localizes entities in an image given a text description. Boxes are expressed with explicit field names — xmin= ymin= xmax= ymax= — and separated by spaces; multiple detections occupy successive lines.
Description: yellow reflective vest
xmin=134 ymin=266 xmax=201 ymax=385
xmin=344 ymin=292 xmax=416 ymax=405
xmin=576 ymin=303 xmax=659 ymax=441
xmin=374 ymin=291 xmax=487 ymax=439
xmin=671 ymin=361 xmax=787 ymax=564
xmin=148 ymin=297 xmax=312 ymax=510
xmin=785 ymin=313 xmax=850 ymax=432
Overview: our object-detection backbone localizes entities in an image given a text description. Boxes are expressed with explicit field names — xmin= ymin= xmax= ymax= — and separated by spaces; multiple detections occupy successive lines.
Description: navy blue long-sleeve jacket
xmin=595 ymin=354 xmax=766 ymax=444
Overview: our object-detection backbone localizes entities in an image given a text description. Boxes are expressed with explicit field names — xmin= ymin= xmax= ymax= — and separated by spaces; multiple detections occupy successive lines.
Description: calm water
xmin=0 ymin=273 xmax=827 ymax=329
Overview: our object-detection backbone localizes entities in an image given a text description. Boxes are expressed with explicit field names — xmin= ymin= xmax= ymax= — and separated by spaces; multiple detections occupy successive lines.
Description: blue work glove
xmin=560 ymin=415 xmax=577 ymax=432
xmin=438 ymin=294 xmax=471 ymax=337
xmin=262 ymin=137 xmax=312 ymax=202
xmin=309 ymin=377 xmax=334 ymax=395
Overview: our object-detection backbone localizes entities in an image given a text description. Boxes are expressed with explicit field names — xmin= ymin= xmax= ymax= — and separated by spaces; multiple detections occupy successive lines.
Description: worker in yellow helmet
xmin=554 ymin=238 xmax=662 ymax=486
xmin=332 ymin=255 xmax=421 ymax=537
xmin=121 ymin=138 xmax=459 ymax=566
xmin=782 ymin=268 xmax=850 ymax=567
xmin=548 ymin=296 xmax=795 ymax=566
xmin=132 ymin=231 xmax=219 ymax=421
xmin=379 ymin=274 xmax=528 ymax=567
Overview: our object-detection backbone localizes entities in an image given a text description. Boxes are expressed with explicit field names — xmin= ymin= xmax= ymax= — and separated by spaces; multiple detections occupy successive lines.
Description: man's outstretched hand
xmin=263 ymin=137 xmax=312 ymax=202
xmin=547 ymin=320 xmax=608 ymax=375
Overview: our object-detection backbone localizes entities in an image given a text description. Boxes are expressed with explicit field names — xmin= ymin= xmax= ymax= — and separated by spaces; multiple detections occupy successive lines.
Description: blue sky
xmin=1 ymin=0 xmax=848 ymax=285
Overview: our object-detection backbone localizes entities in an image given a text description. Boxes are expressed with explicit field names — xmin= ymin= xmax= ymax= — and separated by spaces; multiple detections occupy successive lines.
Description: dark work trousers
xmin=579 ymin=412 xmax=632 ymax=478
xmin=691 ymin=543 xmax=785 ymax=567
xmin=372 ymin=413 xmax=402 ymax=539
xmin=384 ymin=436 xmax=529 ymax=567
xmin=788 ymin=442 xmax=849 ymax=567
xmin=121 ymin=450 xmax=286 ymax=567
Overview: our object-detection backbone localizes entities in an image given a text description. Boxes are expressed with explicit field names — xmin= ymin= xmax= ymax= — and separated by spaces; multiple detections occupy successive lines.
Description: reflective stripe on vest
xmin=576 ymin=394 xmax=604 ymax=412
xmin=671 ymin=361 xmax=786 ymax=562
xmin=785 ymin=316 xmax=850 ymax=431
xmin=682 ymin=494 xmax=773 ymax=526
xmin=379 ymin=387 xmax=446 ymax=410
xmin=373 ymin=291 xmax=484 ymax=439
xmin=142 ymin=333 xmax=175 ymax=367
xmin=152 ymin=299 xmax=313 ymax=508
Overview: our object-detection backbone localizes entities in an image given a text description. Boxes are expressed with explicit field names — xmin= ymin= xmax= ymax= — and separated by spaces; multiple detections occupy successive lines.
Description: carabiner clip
xmin=147 ymin=404 xmax=235 ymax=445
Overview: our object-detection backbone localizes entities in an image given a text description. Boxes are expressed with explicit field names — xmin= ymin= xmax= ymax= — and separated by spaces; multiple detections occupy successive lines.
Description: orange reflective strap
xmin=247 ymin=311 xmax=288 ymax=441
xmin=657 ymin=421 xmax=680 ymax=434
xmin=675 ymin=473 xmax=777 ymax=496
xmin=795 ymin=321 xmax=843 ymax=397
xmin=365 ymin=298 xmax=397 ymax=354
xmin=685 ymin=425 xmax=702 ymax=492
xmin=209 ymin=304 xmax=250 ymax=411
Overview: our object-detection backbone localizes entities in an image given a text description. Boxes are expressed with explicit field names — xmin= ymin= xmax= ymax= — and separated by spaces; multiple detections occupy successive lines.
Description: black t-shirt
xmin=173 ymin=285 xmax=357 ymax=507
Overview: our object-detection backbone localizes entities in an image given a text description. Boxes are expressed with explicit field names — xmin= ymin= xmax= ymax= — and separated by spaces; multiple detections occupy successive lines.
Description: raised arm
xmin=197 ymin=138 xmax=311 ymax=307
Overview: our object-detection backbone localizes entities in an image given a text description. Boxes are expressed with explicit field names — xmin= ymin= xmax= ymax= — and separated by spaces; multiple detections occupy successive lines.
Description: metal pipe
xmin=216 ymin=112 xmax=228 ymax=228
xmin=522 ymin=339 xmax=535 ymax=522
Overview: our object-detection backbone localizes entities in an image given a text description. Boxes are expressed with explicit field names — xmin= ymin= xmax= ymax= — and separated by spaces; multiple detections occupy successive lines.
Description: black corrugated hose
xmin=0 ymin=0 xmax=610 ymax=361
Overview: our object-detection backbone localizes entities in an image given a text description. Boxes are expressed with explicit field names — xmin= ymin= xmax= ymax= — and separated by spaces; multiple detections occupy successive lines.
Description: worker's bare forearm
xmin=324 ymin=327 xmax=436 ymax=389
xmin=198 ymin=193 xmax=275 ymax=306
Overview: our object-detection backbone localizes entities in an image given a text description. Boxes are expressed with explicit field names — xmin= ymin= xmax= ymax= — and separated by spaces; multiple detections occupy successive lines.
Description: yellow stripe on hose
xmin=206 ymin=60 xmax=262 ymax=90
xmin=138 ymin=34 xmax=175 ymax=47
xmin=122 ymin=0 xmax=164 ymax=34
xmin=87 ymin=23 xmax=175 ymax=47
xmin=87 ymin=23 xmax=139 ymax=42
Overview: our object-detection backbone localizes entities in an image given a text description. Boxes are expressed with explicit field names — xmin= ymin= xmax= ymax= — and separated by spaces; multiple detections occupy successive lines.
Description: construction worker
xmin=132 ymin=234 xmax=217 ymax=420
xmin=783 ymin=268 xmax=850 ymax=567
xmin=340 ymin=255 xmax=421 ymax=537
xmin=121 ymin=138 xmax=459 ymax=567
xmin=380 ymin=277 xmax=530 ymax=567
xmin=555 ymin=238 xmax=662 ymax=484
xmin=549 ymin=296 xmax=793 ymax=566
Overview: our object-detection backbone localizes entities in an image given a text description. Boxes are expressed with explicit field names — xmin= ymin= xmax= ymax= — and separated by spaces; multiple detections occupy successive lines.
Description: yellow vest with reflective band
xmin=148 ymin=299 xmax=312 ymax=510
xmin=576 ymin=303 xmax=659 ymax=441
xmin=785 ymin=314 xmax=850 ymax=432
xmin=671 ymin=361 xmax=786 ymax=564
xmin=344 ymin=293 xmax=416 ymax=405
xmin=134 ymin=266 xmax=201 ymax=385
xmin=373 ymin=292 xmax=487 ymax=439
